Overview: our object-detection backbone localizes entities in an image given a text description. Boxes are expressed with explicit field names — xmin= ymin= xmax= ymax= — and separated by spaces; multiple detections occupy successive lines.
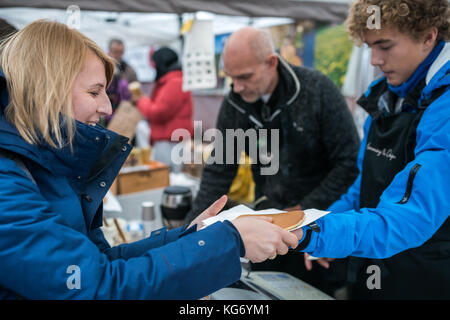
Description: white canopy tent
xmin=0 ymin=1 xmax=354 ymax=80
xmin=0 ymin=0 xmax=353 ymax=48
xmin=0 ymin=7 xmax=299 ymax=81
xmin=0 ymin=1 xmax=352 ymax=23
xmin=0 ymin=8 xmax=297 ymax=49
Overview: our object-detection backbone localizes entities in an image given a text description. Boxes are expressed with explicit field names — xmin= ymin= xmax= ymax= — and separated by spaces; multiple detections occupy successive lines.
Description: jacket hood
xmin=423 ymin=42 xmax=450 ymax=99
xmin=0 ymin=70 xmax=129 ymax=179
xmin=0 ymin=71 xmax=47 ymax=167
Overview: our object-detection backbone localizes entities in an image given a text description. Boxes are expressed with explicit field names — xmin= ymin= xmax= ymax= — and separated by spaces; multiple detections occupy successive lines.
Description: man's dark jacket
xmin=186 ymin=57 xmax=360 ymax=222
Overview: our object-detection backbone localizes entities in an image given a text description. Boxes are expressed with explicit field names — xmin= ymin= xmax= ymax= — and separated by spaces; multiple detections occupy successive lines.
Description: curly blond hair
xmin=346 ymin=0 xmax=450 ymax=45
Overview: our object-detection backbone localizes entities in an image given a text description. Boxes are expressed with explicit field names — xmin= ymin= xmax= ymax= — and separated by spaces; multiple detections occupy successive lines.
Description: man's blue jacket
xmin=303 ymin=43 xmax=450 ymax=259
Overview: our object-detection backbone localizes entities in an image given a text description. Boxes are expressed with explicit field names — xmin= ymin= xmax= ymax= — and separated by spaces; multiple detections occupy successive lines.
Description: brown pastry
xmin=237 ymin=210 xmax=305 ymax=230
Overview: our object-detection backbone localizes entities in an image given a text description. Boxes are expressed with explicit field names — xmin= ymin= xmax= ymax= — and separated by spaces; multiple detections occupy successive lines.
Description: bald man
xmin=186 ymin=27 xmax=360 ymax=294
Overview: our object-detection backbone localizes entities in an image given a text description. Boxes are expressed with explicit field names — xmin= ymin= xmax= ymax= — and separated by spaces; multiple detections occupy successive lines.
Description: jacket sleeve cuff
xmin=293 ymin=224 xmax=320 ymax=253
xmin=164 ymin=223 xmax=197 ymax=242
xmin=222 ymin=220 xmax=246 ymax=257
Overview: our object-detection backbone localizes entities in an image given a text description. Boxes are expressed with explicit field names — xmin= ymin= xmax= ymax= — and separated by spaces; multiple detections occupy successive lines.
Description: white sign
xmin=182 ymin=19 xmax=217 ymax=91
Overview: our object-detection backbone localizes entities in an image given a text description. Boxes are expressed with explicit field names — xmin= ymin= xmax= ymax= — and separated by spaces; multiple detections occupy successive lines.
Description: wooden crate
xmin=116 ymin=161 xmax=170 ymax=195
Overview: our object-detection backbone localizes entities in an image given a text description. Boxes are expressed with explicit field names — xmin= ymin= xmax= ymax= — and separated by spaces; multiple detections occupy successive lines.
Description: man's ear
xmin=423 ymin=27 xmax=438 ymax=50
xmin=266 ymin=54 xmax=278 ymax=71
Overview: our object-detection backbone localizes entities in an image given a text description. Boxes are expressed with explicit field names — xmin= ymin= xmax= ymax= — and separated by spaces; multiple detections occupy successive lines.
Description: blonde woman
xmin=0 ymin=20 xmax=299 ymax=299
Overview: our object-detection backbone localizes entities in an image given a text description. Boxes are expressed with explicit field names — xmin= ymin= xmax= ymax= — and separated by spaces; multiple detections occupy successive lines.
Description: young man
xmin=294 ymin=0 xmax=450 ymax=299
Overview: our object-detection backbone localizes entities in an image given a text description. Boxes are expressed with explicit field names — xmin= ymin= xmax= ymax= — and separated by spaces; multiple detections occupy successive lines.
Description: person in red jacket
xmin=136 ymin=47 xmax=194 ymax=172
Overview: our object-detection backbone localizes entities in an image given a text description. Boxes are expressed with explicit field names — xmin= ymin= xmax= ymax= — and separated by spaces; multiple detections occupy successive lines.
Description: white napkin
xmin=202 ymin=204 xmax=330 ymax=231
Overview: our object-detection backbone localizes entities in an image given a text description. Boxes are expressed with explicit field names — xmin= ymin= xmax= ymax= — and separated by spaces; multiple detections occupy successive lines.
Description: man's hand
xmin=231 ymin=217 xmax=300 ymax=263
xmin=304 ymin=253 xmax=335 ymax=270
xmin=188 ymin=195 xmax=228 ymax=231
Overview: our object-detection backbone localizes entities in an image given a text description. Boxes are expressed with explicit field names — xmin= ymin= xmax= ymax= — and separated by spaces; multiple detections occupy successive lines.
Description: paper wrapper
xmin=202 ymin=204 xmax=330 ymax=231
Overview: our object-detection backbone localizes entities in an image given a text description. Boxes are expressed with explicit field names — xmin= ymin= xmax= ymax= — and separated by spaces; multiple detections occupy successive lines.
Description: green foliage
xmin=314 ymin=24 xmax=353 ymax=89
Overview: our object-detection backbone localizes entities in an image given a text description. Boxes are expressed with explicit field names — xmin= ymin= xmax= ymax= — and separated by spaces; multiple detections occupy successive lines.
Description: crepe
xmin=236 ymin=210 xmax=305 ymax=231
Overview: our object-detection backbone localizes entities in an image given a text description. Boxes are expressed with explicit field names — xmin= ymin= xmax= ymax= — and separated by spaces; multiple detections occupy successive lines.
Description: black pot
xmin=160 ymin=186 xmax=192 ymax=225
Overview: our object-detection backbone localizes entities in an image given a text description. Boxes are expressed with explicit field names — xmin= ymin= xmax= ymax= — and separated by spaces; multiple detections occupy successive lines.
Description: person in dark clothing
xmin=184 ymin=27 xmax=360 ymax=295
xmin=108 ymin=38 xmax=138 ymax=83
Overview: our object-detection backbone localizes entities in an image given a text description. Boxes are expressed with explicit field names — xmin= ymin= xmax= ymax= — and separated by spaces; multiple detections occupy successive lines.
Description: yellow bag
xmin=228 ymin=152 xmax=255 ymax=204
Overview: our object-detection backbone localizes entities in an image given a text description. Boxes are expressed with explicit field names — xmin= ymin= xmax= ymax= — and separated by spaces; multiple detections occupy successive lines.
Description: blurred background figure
xmin=102 ymin=38 xmax=133 ymax=127
xmin=135 ymin=47 xmax=194 ymax=173
xmin=0 ymin=18 xmax=17 ymax=43
xmin=104 ymin=66 xmax=132 ymax=125
xmin=108 ymin=38 xmax=138 ymax=83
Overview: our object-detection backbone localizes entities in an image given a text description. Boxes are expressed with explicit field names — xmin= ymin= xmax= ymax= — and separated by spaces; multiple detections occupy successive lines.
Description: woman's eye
xmin=380 ymin=45 xmax=392 ymax=51
xmin=90 ymin=91 xmax=99 ymax=97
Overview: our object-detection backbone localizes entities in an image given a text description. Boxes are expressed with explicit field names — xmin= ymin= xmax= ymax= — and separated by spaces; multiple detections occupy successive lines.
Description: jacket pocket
xmin=398 ymin=163 xmax=421 ymax=204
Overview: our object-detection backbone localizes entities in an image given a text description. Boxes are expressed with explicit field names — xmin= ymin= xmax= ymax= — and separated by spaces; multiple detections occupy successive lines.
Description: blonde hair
xmin=346 ymin=0 xmax=450 ymax=45
xmin=0 ymin=19 xmax=114 ymax=148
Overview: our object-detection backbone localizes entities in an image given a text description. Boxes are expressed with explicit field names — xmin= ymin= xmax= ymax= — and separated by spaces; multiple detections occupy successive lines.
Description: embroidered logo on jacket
xmin=366 ymin=143 xmax=397 ymax=161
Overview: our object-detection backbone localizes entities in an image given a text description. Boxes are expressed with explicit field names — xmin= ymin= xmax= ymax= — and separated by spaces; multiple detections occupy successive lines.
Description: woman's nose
xmin=98 ymin=93 xmax=113 ymax=117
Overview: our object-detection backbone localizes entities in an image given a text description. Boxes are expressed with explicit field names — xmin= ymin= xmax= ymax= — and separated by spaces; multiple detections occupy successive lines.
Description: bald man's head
xmin=222 ymin=27 xmax=279 ymax=103
xmin=224 ymin=27 xmax=275 ymax=63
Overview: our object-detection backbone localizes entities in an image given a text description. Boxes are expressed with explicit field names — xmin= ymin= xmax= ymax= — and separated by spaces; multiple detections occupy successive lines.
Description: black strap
xmin=293 ymin=228 xmax=313 ymax=252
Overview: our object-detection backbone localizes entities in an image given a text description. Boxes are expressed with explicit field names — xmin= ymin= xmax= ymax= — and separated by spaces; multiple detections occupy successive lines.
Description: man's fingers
xmin=317 ymin=259 xmax=330 ymax=269
xmin=304 ymin=253 xmax=313 ymax=271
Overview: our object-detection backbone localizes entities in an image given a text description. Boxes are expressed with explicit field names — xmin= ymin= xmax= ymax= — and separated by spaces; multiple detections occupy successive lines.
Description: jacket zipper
xmin=398 ymin=163 xmax=421 ymax=204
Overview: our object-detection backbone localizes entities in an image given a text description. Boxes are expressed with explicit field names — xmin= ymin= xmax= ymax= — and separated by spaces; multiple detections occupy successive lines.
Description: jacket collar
xmin=0 ymin=71 xmax=130 ymax=179
xmin=226 ymin=55 xmax=301 ymax=117
xmin=426 ymin=42 xmax=450 ymax=85
xmin=157 ymin=69 xmax=182 ymax=85
xmin=423 ymin=42 xmax=450 ymax=101
xmin=360 ymin=42 xmax=450 ymax=117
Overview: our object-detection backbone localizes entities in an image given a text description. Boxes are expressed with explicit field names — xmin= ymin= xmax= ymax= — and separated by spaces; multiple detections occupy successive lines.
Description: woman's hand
xmin=231 ymin=217 xmax=300 ymax=263
xmin=188 ymin=195 xmax=228 ymax=231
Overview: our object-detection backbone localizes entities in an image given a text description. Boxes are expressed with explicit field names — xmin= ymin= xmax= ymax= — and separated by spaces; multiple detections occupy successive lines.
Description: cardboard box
xmin=116 ymin=161 xmax=170 ymax=195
